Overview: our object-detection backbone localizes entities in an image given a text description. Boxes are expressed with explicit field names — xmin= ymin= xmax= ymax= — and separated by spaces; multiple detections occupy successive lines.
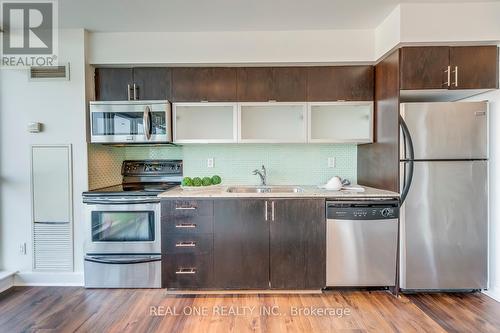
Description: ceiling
xmin=59 ymin=0 xmax=496 ymax=32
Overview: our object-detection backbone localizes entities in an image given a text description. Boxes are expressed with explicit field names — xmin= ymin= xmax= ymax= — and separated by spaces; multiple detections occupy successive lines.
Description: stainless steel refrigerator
xmin=399 ymin=102 xmax=488 ymax=291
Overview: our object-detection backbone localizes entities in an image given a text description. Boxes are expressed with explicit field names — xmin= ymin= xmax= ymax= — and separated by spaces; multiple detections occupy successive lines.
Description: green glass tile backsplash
xmin=124 ymin=144 xmax=357 ymax=186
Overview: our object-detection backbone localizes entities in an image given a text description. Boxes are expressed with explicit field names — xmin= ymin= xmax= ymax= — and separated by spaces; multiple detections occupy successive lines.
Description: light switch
xmin=207 ymin=158 xmax=214 ymax=168
xmin=28 ymin=122 xmax=42 ymax=133
xmin=328 ymin=157 xmax=336 ymax=168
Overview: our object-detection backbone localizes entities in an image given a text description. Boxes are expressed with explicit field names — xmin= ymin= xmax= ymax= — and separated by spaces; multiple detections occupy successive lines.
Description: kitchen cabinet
xmin=308 ymin=102 xmax=373 ymax=143
xmin=173 ymin=103 xmax=238 ymax=143
xmin=132 ymin=68 xmax=172 ymax=100
xmin=270 ymin=199 xmax=325 ymax=289
xmin=172 ymin=67 xmax=237 ymax=102
xmin=236 ymin=67 xmax=307 ymax=102
xmin=95 ymin=67 xmax=171 ymax=101
xmin=238 ymin=102 xmax=307 ymax=143
xmin=213 ymin=200 xmax=270 ymax=289
xmin=449 ymin=46 xmax=499 ymax=89
xmin=161 ymin=200 xmax=214 ymax=289
xmin=306 ymin=66 xmax=374 ymax=101
xmin=400 ymin=46 xmax=450 ymax=90
xmin=95 ymin=68 xmax=133 ymax=101
xmin=163 ymin=198 xmax=326 ymax=290
xmin=400 ymin=46 xmax=499 ymax=90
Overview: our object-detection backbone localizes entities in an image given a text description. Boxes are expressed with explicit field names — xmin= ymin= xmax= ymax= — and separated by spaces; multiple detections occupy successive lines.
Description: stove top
xmin=83 ymin=160 xmax=182 ymax=197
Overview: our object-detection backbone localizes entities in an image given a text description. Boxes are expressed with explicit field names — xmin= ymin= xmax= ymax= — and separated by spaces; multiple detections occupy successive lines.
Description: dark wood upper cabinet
xmin=95 ymin=68 xmax=133 ymax=101
xmin=213 ymin=200 xmax=269 ymax=289
xmin=449 ymin=46 xmax=499 ymax=90
xmin=236 ymin=67 xmax=307 ymax=101
xmin=236 ymin=67 xmax=274 ymax=101
xmin=133 ymin=67 xmax=172 ymax=100
xmin=399 ymin=45 xmax=499 ymax=90
xmin=270 ymin=199 xmax=325 ymax=289
xmin=400 ymin=46 xmax=450 ymax=90
xmin=95 ymin=67 xmax=171 ymax=101
xmin=172 ymin=67 xmax=237 ymax=102
xmin=307 ymin=66 xmax=374 ymax=101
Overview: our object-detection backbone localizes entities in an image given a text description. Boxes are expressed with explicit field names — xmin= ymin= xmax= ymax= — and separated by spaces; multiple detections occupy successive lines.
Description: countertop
xmin=158 ymin=185 xmax=399 ymax=199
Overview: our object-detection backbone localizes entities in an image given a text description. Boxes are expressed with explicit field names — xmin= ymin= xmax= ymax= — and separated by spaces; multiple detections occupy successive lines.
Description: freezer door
xmin=400 ymin=102 xmax=487 ymax=160
xmin=400 ymin=160 xmax=488 ymax=290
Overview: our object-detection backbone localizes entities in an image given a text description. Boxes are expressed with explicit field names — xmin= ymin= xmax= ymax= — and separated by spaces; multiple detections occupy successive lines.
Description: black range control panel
xmin=326 ymin=200 xmax=400 ymax=220
xmin=121 ymin=160 xmax=183 ymax=176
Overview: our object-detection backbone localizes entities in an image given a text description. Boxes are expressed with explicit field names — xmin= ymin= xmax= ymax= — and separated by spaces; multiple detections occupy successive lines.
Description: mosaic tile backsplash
xmin=121 ymin=144 xmax=357 ymax=186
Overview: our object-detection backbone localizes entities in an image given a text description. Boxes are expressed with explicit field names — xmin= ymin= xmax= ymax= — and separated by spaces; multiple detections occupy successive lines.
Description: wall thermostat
xmin=28 ymin=122 xmax=42 ymax=133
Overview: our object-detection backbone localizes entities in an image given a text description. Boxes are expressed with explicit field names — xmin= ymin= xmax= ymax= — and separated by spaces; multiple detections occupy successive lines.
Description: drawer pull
xmin=175 ymin=268 xmax=196 ymax=275
xmin=175 ymin=223 xmax=197 ymax=229
xmin=175 ymin=206 xmax=197 ymax=210
xmin=175 ymin=241 xmax=196 ymax=247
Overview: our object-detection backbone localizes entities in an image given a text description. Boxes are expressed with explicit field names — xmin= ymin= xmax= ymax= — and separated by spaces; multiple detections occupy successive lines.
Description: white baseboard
xmin=0 ymin=271 xmax=15 ymax=293
xmin=14 ymin=271 xmax=84 ymax=286
xmin=483 ymin=288 xmax=500 ymax=302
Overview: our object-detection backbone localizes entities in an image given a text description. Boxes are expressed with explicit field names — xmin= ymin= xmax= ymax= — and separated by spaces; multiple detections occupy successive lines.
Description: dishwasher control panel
xmin=326 ymin=200 xmax=399 ymax=220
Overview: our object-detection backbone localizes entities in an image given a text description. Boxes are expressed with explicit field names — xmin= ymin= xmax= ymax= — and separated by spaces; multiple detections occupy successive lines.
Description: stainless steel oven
xmin=89 ymin=100 xmax=172 ymax=143
xmin=83 ymin=196 xmax=162 ymax=288
xmin=84 ymin=196 xmax=161 ymax=255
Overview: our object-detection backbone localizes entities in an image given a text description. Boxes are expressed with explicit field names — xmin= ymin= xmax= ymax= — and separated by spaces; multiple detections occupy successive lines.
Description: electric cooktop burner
xmin=83 ymin=160 xmax=183 ymax=197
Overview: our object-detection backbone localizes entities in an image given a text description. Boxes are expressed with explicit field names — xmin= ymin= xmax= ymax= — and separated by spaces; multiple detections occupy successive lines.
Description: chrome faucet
xmin=252 ymin=165 xmax=267 ymax=186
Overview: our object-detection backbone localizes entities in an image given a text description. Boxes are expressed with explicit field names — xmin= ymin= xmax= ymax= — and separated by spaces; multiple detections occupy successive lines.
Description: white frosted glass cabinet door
xmin=173 ymin=103 xmax=238 ymax=143
xmin=308 ymin=102 xmax=373 ymax=143
xmin=239 ymin=103 xmax=307 ymax=143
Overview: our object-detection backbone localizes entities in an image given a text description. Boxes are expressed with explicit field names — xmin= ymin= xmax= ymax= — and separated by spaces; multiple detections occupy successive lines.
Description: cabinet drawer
xmin=164 ymin=234 xmax=213 ymax=255
xmin=164 ymin=215 xmax=213 ymax=234
xmin=163 ymin=200 xmax=213 ymax=217
xmin=163 ymin=253 xmax=213 ymax=288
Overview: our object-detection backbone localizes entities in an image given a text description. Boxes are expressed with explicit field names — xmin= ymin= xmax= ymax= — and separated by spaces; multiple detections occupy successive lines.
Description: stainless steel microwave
xmin=89 ymin=100 xmax=172 ymax=143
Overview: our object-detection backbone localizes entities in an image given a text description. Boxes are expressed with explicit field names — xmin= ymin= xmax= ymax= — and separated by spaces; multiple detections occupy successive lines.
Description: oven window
xmin=91 ymin=211 xmax=155 ymax=242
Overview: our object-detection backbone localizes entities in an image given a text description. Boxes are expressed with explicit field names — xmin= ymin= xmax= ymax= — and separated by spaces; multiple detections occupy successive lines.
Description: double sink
xmin=226 ymin=186 xmax=305 ymax=194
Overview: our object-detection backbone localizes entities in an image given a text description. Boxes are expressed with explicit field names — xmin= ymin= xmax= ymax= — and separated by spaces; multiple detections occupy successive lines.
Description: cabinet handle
xmin=175 ymin=268 xmax=196 ymax=275
xmin=175 ymin=223 xmax=197 ymax=228
xmin=127 ymin=84 xmax=131 ymax=100
xmin=175 ymin=241 xmax=196 ymax=247
xmin=271 ymin=201 xmax=275 ymax=221
xmin=443 ymin=66 xmax=451 ymax=87
xmin=453 ymin=66 xmax=458 ymax=87
xmin=175 ymin=206 xmax=196 ymax=210
xmin=133 ymin=83 xmax=138 ymax=100
xmin=265 ymin=201 xmax=268 ymax=221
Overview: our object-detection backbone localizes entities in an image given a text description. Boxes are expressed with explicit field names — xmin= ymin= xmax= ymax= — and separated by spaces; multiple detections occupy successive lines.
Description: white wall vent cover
xmin=34 ymin=223 xmax=73 ymax=271
xmin=29 ymin=64 xmax=70 ymax=80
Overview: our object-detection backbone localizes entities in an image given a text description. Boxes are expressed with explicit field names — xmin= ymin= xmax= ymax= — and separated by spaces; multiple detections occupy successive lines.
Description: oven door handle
xmin=84 ymin=255 xmax=161 ymax=265
xmin=83 ymin=198 xmax=160 ymax=205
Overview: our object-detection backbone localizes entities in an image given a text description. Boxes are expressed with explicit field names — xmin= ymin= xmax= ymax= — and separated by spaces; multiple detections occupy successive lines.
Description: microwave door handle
xmin=143 ymin=106 xmax=152 ymax=140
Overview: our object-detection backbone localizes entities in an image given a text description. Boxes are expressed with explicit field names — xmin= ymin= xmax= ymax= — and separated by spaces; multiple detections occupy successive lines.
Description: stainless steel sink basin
xmin=226 ymin=186 xmax=305 ymax=194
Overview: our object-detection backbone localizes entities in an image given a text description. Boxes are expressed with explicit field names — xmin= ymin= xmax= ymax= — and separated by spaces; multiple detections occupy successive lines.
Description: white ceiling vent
xmin=29 ymin=64 xmax=70 ymax=81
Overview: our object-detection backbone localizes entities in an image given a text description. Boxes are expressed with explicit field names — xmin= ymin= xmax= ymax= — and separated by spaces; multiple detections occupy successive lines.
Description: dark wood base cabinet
xmin=161 ymin=198 xmax=326 ymax=290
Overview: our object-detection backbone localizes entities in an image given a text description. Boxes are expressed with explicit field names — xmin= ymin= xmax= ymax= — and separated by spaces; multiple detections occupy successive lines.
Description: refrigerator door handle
xmin=400 ymin=115 xmax=414 ymax=204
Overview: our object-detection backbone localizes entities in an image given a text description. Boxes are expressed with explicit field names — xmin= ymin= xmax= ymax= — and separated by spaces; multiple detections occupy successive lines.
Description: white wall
xmin=0 ymin=29 xmax=88 ymax=281
xmin=374 ymin=2 xmax=500 ymax=60
xmin=88 ymin=29 xmax=374 ymax=65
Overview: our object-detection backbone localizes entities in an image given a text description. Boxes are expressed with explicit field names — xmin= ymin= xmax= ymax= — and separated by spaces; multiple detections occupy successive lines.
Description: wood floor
xmin=0 ymin=287 xmax=499 ymax=332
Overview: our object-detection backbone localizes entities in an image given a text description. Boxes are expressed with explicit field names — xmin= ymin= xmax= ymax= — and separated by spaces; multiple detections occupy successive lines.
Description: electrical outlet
xmin=328 ymin=157 xmax=336 ymax=168
xmin=19 ymin=242 xmax=27 ymax=255
xmin=207 ymin=158 xmax=214 ymax=168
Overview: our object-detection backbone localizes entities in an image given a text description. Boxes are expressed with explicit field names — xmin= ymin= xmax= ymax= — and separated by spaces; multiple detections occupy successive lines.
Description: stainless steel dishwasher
xmin=326 ymin=199 xmax=399 ymax=287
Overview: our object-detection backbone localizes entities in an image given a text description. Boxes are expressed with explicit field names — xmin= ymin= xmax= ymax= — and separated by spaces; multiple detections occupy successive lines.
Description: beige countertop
xmin=158 ymin=185 xmax=399 ymax=199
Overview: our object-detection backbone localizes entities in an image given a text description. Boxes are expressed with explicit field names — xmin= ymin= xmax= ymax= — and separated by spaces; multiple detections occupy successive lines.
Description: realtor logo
xmin=1 ymin=0 xmax=58 ymax=67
